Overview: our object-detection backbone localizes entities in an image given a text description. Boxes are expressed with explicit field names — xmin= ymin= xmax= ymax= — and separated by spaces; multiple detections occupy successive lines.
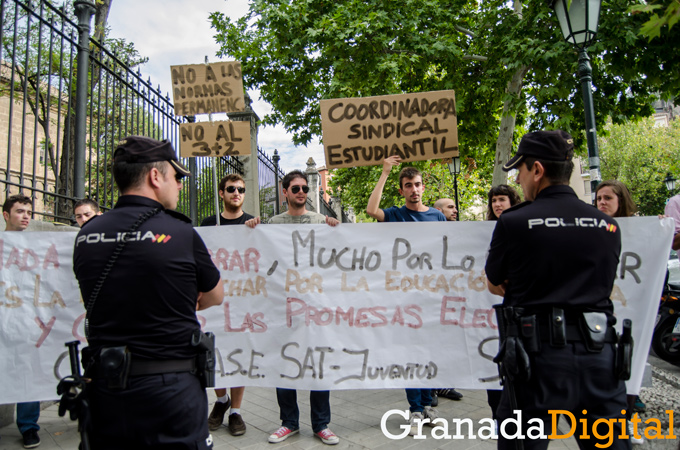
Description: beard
xmin=224 ymin=199 xmax=243 ymax=213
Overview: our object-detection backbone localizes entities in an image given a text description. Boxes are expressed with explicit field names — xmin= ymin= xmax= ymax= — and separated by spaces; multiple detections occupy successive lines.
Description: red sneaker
xmin=315 ymin=428 xmax=339 ymax=445
xmin=268 ymin=426 xmax=299 ymax=443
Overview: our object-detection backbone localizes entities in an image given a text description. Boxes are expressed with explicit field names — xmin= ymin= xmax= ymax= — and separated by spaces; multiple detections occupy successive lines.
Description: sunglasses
xmin=225 ymin=186 xmax=246 ymax=194
xmin=290 ymin=185 xmax=310 ymax=194
xmin=174 ymin=173 xmax=185 ymax=182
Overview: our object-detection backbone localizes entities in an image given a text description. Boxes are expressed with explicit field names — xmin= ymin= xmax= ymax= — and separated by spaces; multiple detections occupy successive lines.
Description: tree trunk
xmin=491 ymin=65 xmax=529 ymax=186
xmin=54 ymin=0 xmax=113 ymax=220
xmin=491 ymin=0 xmax=528 ymax=187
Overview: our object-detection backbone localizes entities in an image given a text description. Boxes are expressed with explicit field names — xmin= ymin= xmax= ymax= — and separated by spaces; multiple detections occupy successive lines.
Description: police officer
xmin=73 ymin=136 xmax=224 ymax=449
xmin=485 ymin=130 xmax=631 ymax=450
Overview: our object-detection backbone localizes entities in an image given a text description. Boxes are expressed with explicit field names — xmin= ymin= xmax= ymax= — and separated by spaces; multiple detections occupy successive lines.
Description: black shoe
xmin=22 ymin=429 xmax=40 ymax=449
xmin=228 ymin=413 xmax=247 ymax=436
xmin=431 ymin=390 xmax=439 ymax=407
xmin=208 ymin=396 xmax=231 ymax=430
xmin=437 ymin=388 xmax=463 ymax=400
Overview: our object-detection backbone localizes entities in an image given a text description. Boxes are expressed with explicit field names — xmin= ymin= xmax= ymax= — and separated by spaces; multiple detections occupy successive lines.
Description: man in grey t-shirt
xmin=246 ymin=170 xmax=340 ymax=445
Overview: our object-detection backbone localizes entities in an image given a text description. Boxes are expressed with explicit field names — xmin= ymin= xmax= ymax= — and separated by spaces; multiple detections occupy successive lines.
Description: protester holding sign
xmin=73 ymin=198 xmax=102 ymax=227
xmin=201 ymin=173 xmax=254 ymax=437
xmin=73 ymin=136 xmax=224 ymax=449
xmin=366 ymin=155 xmax=445 ymax=435
xmin=486 ymin=185 xmax=521 ymax=222
xmin=485 ymin=130 xmax=630 ymax=449
xmin=596 ymin=179 xmax=646 ymax=445
xmin=247 ymin=170 xmax=340 ymax=445
xmin=433 ymin=198 xmax=457 ymax=222
xmin=2 ymin=194 xmax=41 ymax=448
xmin=484 ymin=185 xmax=521 ymax=427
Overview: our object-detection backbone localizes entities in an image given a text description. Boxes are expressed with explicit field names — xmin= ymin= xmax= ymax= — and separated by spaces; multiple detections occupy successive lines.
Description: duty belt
xmin=128 ymin=358 xmax=196 ymax=377
xmin=535 ymin=320 xmax=617 ymax=343
xmin=90 ymin=357 xmax=196 ymax=378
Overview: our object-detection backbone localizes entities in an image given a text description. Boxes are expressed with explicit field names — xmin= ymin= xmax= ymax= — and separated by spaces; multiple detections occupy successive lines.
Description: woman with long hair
xmin=596 ymin=180 xmax=637 ymax=218
xmin=595 ymin=179 xmax=645 ymax=445
xmin=485 ymin=184 xmax=521 ymax=426
xmin=487 ymin=184 xmax=521 ymax=221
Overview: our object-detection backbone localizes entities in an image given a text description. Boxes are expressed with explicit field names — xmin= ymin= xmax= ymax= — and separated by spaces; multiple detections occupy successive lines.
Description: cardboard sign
xmin=179 ymin=121 xmax=251 ymax=157
xmin=171 ymin=61 xmax=245 ymax=116
xmin=320 ymin=90 xmax=458 ymax=169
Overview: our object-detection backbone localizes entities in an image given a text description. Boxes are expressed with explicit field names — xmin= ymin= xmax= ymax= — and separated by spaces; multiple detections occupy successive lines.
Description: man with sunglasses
xmin=73 ymin=136 xmax=224 ymax=449
xmin=201 ymin=174 xmax=254 ymax=227
xmin=246 ymin=170 xmax=340 ymax=445
xmin=200 ymin=173 xmax=253 ymax=436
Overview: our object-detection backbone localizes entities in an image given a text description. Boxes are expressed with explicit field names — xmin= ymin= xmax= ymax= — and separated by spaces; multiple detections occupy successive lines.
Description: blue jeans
xmin=405 ymin=388 xmax=432 ymax=413
xmin=276 ymin=388 xmax=330 ymax=433
xmin=16 ymin=402 xmax=40 ymax=434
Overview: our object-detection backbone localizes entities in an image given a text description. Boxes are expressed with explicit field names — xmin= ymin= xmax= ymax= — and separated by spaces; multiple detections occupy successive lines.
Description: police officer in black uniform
xmin=485 ymin=130 xmax=631 ymax=450
xmin=73 ymin=136 xmax=224 ymax=449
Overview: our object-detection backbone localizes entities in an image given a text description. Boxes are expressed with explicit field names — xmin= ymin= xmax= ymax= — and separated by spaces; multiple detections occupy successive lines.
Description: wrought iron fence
xmin=0 ymin=0 xmax=248 ymax=224
xmin=257 ymin=146 xmax=284 ymax=222
xmin=0 ymin=0 xmax=343 ymax=226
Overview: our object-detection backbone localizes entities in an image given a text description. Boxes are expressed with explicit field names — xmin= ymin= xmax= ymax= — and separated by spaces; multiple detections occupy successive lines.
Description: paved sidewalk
xmin=0 ymin=388 xmax=583 ymax=449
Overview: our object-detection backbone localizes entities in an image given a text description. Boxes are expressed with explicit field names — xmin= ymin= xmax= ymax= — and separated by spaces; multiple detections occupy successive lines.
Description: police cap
xmin=114 ymin=136 xmax=190 ymax=177
xmin=503 ymin=130 xmax=574 ymax=171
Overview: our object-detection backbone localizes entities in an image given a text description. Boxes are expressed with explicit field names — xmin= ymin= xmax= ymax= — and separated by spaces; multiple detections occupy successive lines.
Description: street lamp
xmin=551 ymin=0 xmax=603 ymax=203
xmin=447 ymin=156 xmax=461 ymax=221
xmin=664 ymin=173 xmax=677 ymax=193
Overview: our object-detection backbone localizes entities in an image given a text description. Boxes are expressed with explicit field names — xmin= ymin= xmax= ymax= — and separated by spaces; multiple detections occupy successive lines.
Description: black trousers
xmin=496 ymin=342 xmax=631 ymax=450
xmin=88 ymin=372 xmax=211 ymax=450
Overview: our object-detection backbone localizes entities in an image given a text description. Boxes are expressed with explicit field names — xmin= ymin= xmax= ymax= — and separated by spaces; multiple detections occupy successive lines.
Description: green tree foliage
xmin=599 ymin=117 xmax=680 ymax=216
xmin=211 ymin=0 xmax=679 ymax=164
xmin=1 ymin=0 xmax=151 ymax=217
xmin=629 ymin=0 xmax=680 ymax=40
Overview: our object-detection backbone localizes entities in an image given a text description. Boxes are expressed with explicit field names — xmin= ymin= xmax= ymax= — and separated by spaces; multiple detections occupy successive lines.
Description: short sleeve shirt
xmin=665 ymin=194 xmax=680 ymax=235
xmin=485 ymin=185 xmax=621 ymax=314
xmin=268 ymin=211 xmax=327 ymax=224
xmin=73 ymin=195 xmax=221 ymax=360
xmin=382 ymin=206 xmax=446 ymax=222
xmin=200 ymin=212 xmax=254 ymax=226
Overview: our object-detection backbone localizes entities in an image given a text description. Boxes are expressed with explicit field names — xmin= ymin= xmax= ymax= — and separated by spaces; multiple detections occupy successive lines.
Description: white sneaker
xmin=409 ymin=411 xmax=425 ymax=436
xmin=423 ymin=406 xmax=439 ymax=426
xmin=628 ymin=422 xmax=644 ymax=445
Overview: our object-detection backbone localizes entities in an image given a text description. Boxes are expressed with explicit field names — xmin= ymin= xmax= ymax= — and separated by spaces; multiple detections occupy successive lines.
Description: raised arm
xmin=366 ymin=156 xmax=402 ymax=222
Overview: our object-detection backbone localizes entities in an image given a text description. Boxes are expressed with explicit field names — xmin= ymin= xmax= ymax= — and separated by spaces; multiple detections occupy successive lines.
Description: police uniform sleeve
xmin=193 ymin=229 xmax=221 ymax=292
xmin=485 ymin=218 xmax=509 ymax=286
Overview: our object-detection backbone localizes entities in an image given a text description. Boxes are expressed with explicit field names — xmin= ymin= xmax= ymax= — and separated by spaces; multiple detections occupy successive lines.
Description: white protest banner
xmin=320 ymin=90 xmax=458 ymax=169
xmin=179 ymin=121 xmax=251 ymax=157
xmin=170 ymin=61 xmax=245 ymax=116
xmin=0 ymin=217 xmax=672 ymax=403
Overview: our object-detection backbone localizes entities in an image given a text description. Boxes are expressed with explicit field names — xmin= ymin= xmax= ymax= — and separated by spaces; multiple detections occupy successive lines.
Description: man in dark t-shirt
xmin=366 ymin=156 xmax=445 ymax=436
xmin=200 ymin=174 xmax=254 ymax=227
xmin=201 ymin=173 xmax=252 ymax=436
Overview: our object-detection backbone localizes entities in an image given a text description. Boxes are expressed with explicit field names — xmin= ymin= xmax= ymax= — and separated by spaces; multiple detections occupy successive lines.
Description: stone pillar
xmin=305 ymin=158 xmax=320 ymax=213
xmin=331 ymin=195 xmax=342 ymax=220
xmin=346 ymin=206 xmax=356 ymax=223
xmin=228 ymin=94 xmax=260 ymax=217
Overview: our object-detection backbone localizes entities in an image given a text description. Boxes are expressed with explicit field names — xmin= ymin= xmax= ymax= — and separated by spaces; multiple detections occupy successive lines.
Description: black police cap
xmin=114 ymin=136 xmax=190 ymax=177
xmin=503 ymin=130 xmax=574 ymax=171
